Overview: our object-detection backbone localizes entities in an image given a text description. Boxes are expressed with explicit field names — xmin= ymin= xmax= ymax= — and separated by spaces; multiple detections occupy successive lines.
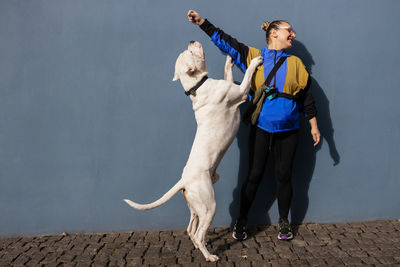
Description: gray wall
xmin=1 ymin=0 xmax=399 ymax=236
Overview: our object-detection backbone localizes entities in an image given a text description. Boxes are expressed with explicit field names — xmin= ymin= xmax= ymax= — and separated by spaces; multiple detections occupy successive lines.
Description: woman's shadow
xmin=228 ymin=40 xmax=340 ymax=232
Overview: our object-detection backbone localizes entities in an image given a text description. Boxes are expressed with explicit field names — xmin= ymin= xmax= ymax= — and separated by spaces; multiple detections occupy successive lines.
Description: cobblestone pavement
xmin=1 ymin=220 xmax=400 ymax=266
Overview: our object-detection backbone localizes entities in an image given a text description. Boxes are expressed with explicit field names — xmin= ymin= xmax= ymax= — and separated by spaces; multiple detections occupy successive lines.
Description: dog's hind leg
xmin=187 ymin=210 xmax=199 ymax=248
xmin=184 ymin=173 xmax=219 ymax=261
xmin=184 ymin=189 xmax=199 ymax=248
xmin=194 ymin=202 xmax=218 ymax=262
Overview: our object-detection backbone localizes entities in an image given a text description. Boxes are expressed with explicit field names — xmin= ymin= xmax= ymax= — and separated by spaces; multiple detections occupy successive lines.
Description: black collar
xmin=185 ymin=76 xmax=208 ymax=97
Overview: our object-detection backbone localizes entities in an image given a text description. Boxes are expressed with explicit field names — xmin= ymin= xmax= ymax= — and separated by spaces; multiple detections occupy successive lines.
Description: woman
xmin=187 ymin=10 xmax=320 ymax=241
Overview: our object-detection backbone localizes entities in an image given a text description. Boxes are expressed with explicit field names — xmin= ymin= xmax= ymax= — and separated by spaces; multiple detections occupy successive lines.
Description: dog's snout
xmin=190 ymin=40 xmax=195 ymax=44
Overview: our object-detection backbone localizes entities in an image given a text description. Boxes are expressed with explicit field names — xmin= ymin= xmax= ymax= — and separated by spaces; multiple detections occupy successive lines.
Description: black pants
xmin=239 ymin=126 xmax=299 ymax=221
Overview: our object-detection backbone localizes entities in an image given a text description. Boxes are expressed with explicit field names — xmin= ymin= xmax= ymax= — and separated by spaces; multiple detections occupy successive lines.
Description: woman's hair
xmin=261 ymin=20 xmax=290 ymax=44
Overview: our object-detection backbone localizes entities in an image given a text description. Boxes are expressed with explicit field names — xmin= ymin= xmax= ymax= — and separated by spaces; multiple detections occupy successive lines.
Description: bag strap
xmin=262 ymin=56 xmax=300 ymax=100
xmin=242 ymin=56 xmax=288 ymax=125
xmin=264 ymin=56 xmax=287 ymax=87
xmin=264 ymin=56 xmax=300 ymax=100
xmin=248 ymin=56 xmax=287 ymax=98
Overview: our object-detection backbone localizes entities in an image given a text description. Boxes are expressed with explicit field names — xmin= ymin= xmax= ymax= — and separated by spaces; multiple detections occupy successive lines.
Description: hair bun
xmin=261 ymin=21 xmax=271 ymax=32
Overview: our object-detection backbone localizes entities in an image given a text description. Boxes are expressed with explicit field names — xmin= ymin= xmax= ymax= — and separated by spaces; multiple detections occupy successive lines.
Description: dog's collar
xmin=185 ymin=76 xmax=208 ymax=97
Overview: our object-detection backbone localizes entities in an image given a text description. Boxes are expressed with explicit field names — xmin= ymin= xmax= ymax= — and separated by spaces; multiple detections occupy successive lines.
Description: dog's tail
xmin=123 ymin=179 xmax=184 ymax=210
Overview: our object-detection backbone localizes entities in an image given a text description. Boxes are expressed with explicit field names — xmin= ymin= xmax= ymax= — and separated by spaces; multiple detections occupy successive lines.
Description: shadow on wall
xmin=228 ymin=40 xmax=340 ymax=226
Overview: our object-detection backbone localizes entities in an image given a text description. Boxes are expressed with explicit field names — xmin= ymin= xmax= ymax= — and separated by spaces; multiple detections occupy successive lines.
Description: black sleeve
xmin=299 ymin=78 xmax=317 ymax=120
xmin=199 ymin=19 xmax=250 ymax=71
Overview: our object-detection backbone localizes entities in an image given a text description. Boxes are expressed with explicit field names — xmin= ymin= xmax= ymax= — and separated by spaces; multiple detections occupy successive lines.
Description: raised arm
xmin=187 ymin=10 xmax=205 ymax=26
xmin=187 ymin=10 xmax=259 ymax=72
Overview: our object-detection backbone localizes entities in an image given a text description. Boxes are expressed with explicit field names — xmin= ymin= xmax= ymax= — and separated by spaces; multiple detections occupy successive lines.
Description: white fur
xmin=124 ymin=41 xmax=262 ymax=262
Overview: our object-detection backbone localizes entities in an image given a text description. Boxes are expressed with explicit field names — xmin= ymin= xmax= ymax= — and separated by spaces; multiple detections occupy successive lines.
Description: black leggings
xmin=239 ymin=126 xmax=299 ymax=221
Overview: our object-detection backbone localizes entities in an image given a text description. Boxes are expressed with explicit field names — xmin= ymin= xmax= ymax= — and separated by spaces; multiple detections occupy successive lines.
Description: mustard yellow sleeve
xmin=283 ymin=56 xmax=309 ymax=95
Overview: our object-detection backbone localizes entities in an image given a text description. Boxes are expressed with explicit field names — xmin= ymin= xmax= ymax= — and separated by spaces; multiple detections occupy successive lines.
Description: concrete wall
xmin=1 ymin=0 xmax=399 ymax=236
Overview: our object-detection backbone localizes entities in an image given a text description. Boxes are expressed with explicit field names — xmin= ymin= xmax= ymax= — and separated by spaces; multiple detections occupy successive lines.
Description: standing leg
xmin=187 ymin=209 xmax=199 ymax=248
xmin=233 ymin=127 xmax=271 ymax=240
xmin=194 ymin=203 xmax=218 ymax=261
xmin=186 ymin=176 xmax=219 ymax=261
xmin=239 ymin=127 xmax=271 ymax=219
xmin=273 ymin=130 xmax=299 ymax=240
xmin=190 ymin=190 xmax=218 ymax=261
xmin=184 ymin=190 xmax=199 ymax=248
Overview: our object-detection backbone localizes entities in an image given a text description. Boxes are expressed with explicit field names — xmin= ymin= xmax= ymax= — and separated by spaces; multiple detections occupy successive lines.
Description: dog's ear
xmin=186 ymin=64 xmax=196 ymax=75
xmin=172 ymin=61 xmax=196 ymax=81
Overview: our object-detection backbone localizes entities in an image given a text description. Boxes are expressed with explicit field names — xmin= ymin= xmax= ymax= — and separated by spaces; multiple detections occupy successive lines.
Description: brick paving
xmin=1 ymin=220 xmax=400 ymax=266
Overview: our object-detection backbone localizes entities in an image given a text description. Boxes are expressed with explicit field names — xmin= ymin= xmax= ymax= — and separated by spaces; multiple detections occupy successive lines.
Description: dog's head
xmin=173 ymin=41 xmax=208 ymax=81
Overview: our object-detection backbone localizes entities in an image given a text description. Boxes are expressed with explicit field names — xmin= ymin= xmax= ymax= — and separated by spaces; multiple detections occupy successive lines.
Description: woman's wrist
xmin=309 ymin=117 xmax=318 ymax=129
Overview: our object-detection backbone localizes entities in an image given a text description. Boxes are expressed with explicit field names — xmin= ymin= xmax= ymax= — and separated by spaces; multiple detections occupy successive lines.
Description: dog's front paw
xmin=206 ymin=255 xmax=220 ymax=262
xmin=249 ymin=56 xmax=263 ymax=70
xmin=225 ymin=55 xmax=234 ymax=69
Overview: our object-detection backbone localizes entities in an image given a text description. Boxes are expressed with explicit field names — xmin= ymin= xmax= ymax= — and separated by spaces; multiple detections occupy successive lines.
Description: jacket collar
xmin=261 ymin=46 xmax=291 ymax=60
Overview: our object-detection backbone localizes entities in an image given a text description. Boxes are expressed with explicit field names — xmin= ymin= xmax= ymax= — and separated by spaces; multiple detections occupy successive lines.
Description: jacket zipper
xmin=273 ymin=50 xmax=277 ymax=87
xmin=269 ymin=50 xmax=277 ymax=152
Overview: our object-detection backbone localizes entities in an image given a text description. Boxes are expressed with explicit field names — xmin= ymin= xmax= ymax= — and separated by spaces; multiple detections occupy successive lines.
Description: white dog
xmin=124 ymin=41 xmax=262 ymax=262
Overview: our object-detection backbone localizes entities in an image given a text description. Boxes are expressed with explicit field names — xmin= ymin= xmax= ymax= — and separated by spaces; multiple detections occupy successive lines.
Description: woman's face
xmin=274 ymin=22 xmax=296 ymax=49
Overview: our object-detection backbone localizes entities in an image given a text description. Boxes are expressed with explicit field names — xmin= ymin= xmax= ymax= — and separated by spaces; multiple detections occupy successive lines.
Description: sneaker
xmin=232 ymin=219 xmax=248 ymax=241
xmin=278 ymin=218 xmax=293 ymax=240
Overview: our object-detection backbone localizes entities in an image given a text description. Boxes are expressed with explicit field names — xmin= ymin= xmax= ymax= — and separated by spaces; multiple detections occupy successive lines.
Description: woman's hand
xmin=309 ymin=117 xmax=321 ymax=147
xmin=187 ymin=10 xmax=205 ymax=25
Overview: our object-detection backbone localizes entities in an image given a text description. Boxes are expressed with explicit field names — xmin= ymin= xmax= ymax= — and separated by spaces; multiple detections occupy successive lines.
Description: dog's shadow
xmin=227 ymin=40 xmax=340 ymax=236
